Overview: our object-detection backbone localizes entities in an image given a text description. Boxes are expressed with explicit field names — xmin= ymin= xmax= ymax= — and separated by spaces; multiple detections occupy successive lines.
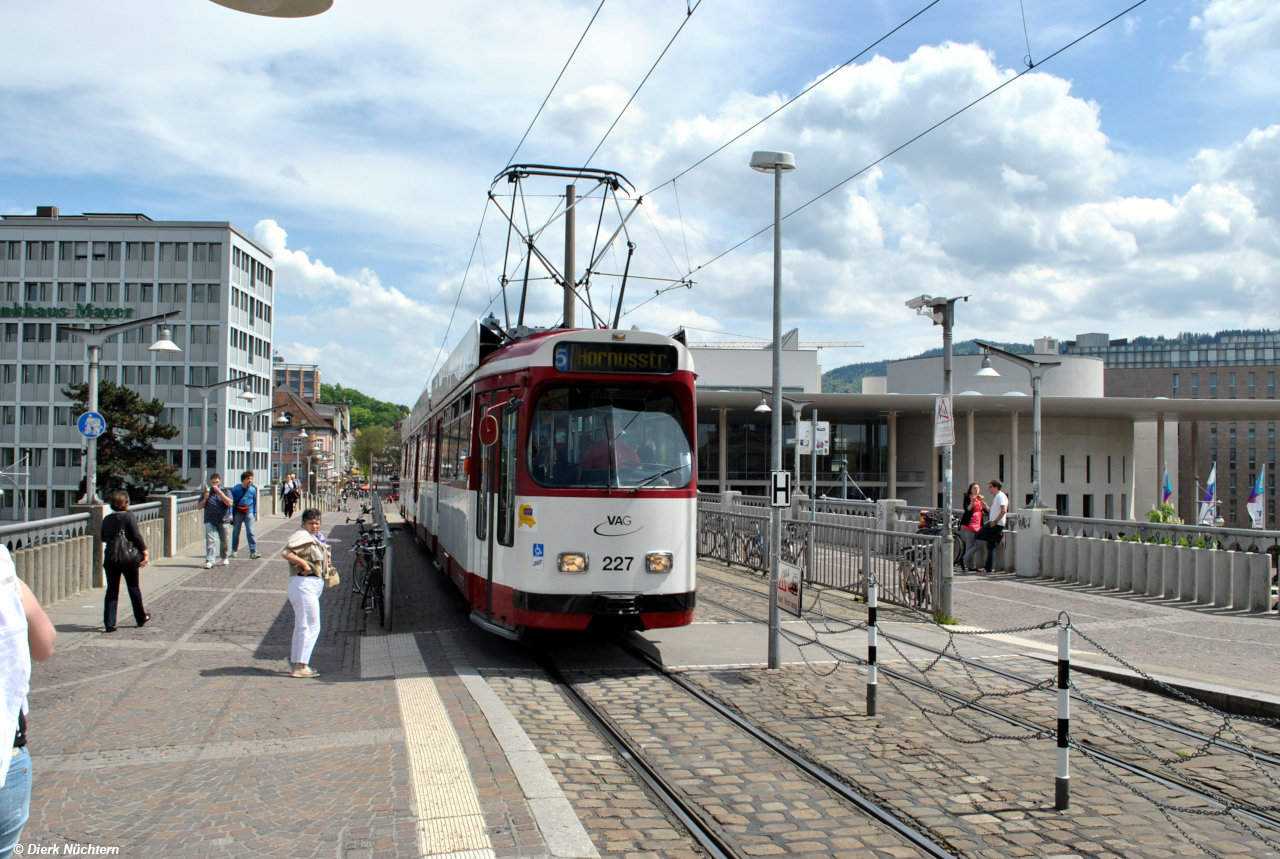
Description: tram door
xmin=476 ymin=389 xmax=518 ymax=621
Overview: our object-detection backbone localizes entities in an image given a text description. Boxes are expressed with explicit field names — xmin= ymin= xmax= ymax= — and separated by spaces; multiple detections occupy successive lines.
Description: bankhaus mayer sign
xmin=0 ymin=303 xmax=137 ymax=320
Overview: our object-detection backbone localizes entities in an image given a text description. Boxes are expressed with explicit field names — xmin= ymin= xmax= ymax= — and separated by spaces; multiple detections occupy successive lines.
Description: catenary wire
xmin=505 ymin=0 xmax=609 ymax=168
xmin=1019 ymin=0 xmax=1035 ymax=67
xmin=686 ymin=0 xmax=1155 ymax=277
xmin=582 ymin=0 xmax=706 ymax=170
xmin=645 ymin=0 xmax=946 ymax=196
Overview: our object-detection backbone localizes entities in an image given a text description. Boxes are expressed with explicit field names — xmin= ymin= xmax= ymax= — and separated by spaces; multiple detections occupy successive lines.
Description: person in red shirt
xmin=578 ymin=417 xmax=639 ymax=476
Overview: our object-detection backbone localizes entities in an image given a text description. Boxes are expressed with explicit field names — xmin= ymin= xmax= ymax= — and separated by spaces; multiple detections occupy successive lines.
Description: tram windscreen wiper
xmin=628 ymin=464 xmax=687 ymax=494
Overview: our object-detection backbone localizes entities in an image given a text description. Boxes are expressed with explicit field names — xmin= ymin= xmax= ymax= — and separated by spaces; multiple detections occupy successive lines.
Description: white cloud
xmin=254 ymin=219 xmax=450 ymax=404
xmin=1193 ymin=0 xmax=1280 ymax=69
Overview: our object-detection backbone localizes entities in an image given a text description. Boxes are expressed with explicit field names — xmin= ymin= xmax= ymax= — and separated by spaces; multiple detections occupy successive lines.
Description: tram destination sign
xmin=553 ymin=342 xmax=678 ymax=375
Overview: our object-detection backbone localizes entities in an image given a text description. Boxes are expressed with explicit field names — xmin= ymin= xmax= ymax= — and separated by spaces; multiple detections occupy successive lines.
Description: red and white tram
xmin=401 ymin=320 xmax=697 ymax=636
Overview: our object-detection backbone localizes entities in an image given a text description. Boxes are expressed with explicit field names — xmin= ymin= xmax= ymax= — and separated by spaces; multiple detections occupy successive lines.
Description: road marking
xmin=371 ymin=634 xmax=495 ymax=859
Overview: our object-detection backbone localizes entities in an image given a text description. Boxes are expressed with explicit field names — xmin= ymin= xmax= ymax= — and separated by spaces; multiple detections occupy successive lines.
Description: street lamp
xmin=906 ymin=294 xmax=966 ymax=621
xmin=63 ymin=312 xmax=183 ymax=503
xmin=750 ymin=148 xmax=795 ymax=671
xmin=185 ymin=376 xmax=256 ymax=488
xmin=973 ymin=341 xmax=1061 ymax=511
xmin=208 ymin=0 xmax=333 ymax=17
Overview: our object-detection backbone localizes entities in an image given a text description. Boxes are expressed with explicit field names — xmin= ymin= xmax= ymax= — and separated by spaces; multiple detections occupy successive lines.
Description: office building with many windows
xmin=273 ymin=361 xmax=321 ymax=404
xmin=0 ymin=207 xmax=275 ymax=519
xmin=1062 ymin=331 xmax=1279 ymax=526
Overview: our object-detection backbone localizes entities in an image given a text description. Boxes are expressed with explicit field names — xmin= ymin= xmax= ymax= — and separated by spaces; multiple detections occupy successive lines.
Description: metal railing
xmin=696 ymin=506 xmax=941 ymax=611
xmin=371 ymin=486 xmax=395 ymax=630
xmin=0 ymin=513 xmax=91 ymax=552
xmin=176 ymin=494 xmax=202 ymax=515
xmin=1046 ymin=514 xmax=1280 ymax=557
xmin=130 ymin=501 xmax=162 ymax=522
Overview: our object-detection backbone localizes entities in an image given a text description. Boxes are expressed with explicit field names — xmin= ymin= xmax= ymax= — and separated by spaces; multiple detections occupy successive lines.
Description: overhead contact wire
xmin=647 ymin=0 xmax=946 ymax=196
xmin=689 ymin=0 xmax=1155 ymax=276
xmin=582 ymin=0 xmax=706 ymax=170
xmin=505 ymin=0 xmax=609 ymax=168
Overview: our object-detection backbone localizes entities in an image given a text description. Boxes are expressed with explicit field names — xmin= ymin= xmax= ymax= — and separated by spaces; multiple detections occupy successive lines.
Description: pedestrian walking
xmin=975 ymin=479 xmax=1009 ymax=572
xmin=282 ymin=473 xmax=300 ymax=519
xmin=0 ymin=547 xmax=56 ymax=859
xmin=281 ymin=508 xmax=328 ymax=678
xmin=100 ymin=490 xmax=151 ymax=632
xmin=959 ymin=483 xmax=988 ymax=571
xmin=198 ymin=474 xmax=233 ymax=569
xmin=230 ymin=471 xmax=262 ymax=560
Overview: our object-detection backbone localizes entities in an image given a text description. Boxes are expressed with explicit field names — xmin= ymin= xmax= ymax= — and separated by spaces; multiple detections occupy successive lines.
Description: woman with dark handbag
xmin=100 ymin=490 xmax=151 ymax=633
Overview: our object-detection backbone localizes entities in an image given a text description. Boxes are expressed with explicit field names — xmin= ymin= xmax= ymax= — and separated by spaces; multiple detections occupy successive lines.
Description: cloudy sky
xmin=1 ymin=0 xmax=1277 ymax=403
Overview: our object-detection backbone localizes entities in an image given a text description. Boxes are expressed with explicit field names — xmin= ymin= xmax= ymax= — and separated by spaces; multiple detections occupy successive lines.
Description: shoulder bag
xmin=105 ymin=515 xmax=142 ymax=567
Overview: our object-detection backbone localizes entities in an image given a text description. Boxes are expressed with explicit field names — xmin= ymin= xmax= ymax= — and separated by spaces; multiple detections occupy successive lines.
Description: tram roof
xmin=407 ymin=325 xmax=694 ymax=436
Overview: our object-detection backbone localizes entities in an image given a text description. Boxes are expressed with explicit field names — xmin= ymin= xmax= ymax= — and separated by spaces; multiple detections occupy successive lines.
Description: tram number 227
xmin=602 ymin=556 xmax=634 ymax=571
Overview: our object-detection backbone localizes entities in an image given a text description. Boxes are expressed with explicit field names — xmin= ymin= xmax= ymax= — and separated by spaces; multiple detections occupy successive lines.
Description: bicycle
xmin=734 ymin=529 xmax=767 ymax=571
xmin=896 ymin=543 xmax=934 ymax=609
xmin=349 ymin=515 xmax=387 ymax=627
xmin=916 ymin=509 xmax=965 ymax=567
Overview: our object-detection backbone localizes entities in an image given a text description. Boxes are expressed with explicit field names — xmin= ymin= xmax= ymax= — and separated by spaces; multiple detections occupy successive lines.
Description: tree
xmin=319 ymin=382 xmax=408 ymax=430
xmin=351 ymin=424 xmax=392 ymax=474
xmin=65 ymin=380 xmax=186 ymax=502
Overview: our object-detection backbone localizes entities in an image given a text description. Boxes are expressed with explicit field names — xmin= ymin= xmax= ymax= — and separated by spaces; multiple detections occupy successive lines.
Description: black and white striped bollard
xmin=1056 ymin=622 xmax=1070 ymax=810
xmin=867 ymin=579 xmax=878 ymax=717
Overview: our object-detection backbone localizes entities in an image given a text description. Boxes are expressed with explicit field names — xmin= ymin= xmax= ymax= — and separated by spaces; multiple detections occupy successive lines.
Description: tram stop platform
xmin=22 ymin=506 xmax=600 ymax=859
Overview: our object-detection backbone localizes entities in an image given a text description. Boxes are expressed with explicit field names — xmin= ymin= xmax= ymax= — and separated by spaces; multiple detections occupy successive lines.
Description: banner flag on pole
xmin=1197 ymin=464 xmax=1218 ymax=526
xmin=1161 ymin=467 xmax=1173 ymax=505
xmin=1248 ymin=464 xmax=1266 ymax=530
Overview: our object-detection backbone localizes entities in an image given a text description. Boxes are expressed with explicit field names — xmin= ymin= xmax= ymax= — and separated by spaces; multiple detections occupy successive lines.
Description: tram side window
xmin=497 ymin=408 xmax=518 ymax=546
xmin=438 ymin=395 xmax=472 ymax=484
xmin=528 ymin=386 xmax=693 ymax=489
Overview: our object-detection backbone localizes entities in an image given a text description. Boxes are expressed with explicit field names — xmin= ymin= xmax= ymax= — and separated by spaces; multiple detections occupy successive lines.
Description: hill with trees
xmin=320 ymin=383 xmax=409 ymax=429
xmin=823 ymin=340 xmax=1034 ymax=392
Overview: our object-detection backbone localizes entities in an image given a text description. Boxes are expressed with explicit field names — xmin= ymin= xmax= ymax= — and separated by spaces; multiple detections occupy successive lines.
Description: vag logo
xmin=594 ymin=515 xmax=641 ymax=537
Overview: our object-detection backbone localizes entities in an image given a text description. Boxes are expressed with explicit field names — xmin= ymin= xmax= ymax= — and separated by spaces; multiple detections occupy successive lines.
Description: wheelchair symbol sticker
xmin=532 ymin=543 xmax=545 ymax=571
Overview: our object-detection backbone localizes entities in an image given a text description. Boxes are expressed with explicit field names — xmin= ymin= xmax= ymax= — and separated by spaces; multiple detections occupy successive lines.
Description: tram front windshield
xmin=528 ymin=386 xmax=693 ymax=489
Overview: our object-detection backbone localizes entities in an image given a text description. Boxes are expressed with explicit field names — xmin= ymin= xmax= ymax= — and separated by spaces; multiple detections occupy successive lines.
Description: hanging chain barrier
xmin=696 ymin=510 xmax=1280 ymax=855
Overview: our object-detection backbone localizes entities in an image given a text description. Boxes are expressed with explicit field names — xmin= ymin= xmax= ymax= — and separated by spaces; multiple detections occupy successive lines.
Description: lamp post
xmin=273 ymin=412 xmax=291 ymax=486
xmin=973 ymin=341 xmax=1061 ymax=510
xmin=907 ymin=294 xmax=966 ymax=621
xmin=243 ymin=402 xmax=285 ymax=477
xmin=63 ymin=313 xmax=183 ymax=503
xmin=186 ymin=376 xmax=256 ymax=488
xmin=751 ymin=148 xmax=795 ymax=670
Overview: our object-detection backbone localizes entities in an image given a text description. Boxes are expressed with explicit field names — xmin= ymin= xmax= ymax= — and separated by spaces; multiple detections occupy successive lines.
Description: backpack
xmin=106 ymin=519 xmax=141 ymax=567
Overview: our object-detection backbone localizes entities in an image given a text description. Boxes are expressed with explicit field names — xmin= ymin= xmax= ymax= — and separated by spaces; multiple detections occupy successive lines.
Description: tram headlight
xmin=557 ymin=552 xmax=589 ymax=573
xmin=645 ymin=552 xmax=673 ymax=573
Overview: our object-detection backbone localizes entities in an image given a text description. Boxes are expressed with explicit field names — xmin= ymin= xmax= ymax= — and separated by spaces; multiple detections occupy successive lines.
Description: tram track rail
xmin=693 ymin=573 xmax=1280 ymax=835
xmin=531 ymin=644 xmax=955 ymax=859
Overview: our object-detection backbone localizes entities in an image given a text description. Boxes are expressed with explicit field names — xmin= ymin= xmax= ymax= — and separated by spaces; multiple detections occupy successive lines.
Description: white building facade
xmin=0 ymin=208 xmax=275 ymax=519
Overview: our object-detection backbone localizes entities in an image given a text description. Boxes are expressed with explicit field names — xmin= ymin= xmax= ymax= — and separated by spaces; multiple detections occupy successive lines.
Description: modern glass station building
xmin=0 ymin=207 xmax=275 ymax=520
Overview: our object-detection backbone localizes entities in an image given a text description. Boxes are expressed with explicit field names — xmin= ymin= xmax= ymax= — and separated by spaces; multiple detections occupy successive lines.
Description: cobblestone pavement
xmin=24 ymin=512 xmax=421 ymax=858
xmin=681 ymin=562 xmax=1280 ymax=858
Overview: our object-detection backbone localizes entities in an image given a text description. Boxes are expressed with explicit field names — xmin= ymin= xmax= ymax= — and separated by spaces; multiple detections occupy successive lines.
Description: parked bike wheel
xmin=368 ymin=569 xmax=385 ymax=627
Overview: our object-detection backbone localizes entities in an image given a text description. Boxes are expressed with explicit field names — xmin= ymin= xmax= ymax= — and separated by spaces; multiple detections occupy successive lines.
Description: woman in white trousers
xmin=282 ymin=509 xmax=326 ymax=678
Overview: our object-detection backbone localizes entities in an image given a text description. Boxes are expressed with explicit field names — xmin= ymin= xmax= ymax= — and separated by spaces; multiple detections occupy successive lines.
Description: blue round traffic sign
xmin=77 ymin=411 xmax=107 ymax=439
